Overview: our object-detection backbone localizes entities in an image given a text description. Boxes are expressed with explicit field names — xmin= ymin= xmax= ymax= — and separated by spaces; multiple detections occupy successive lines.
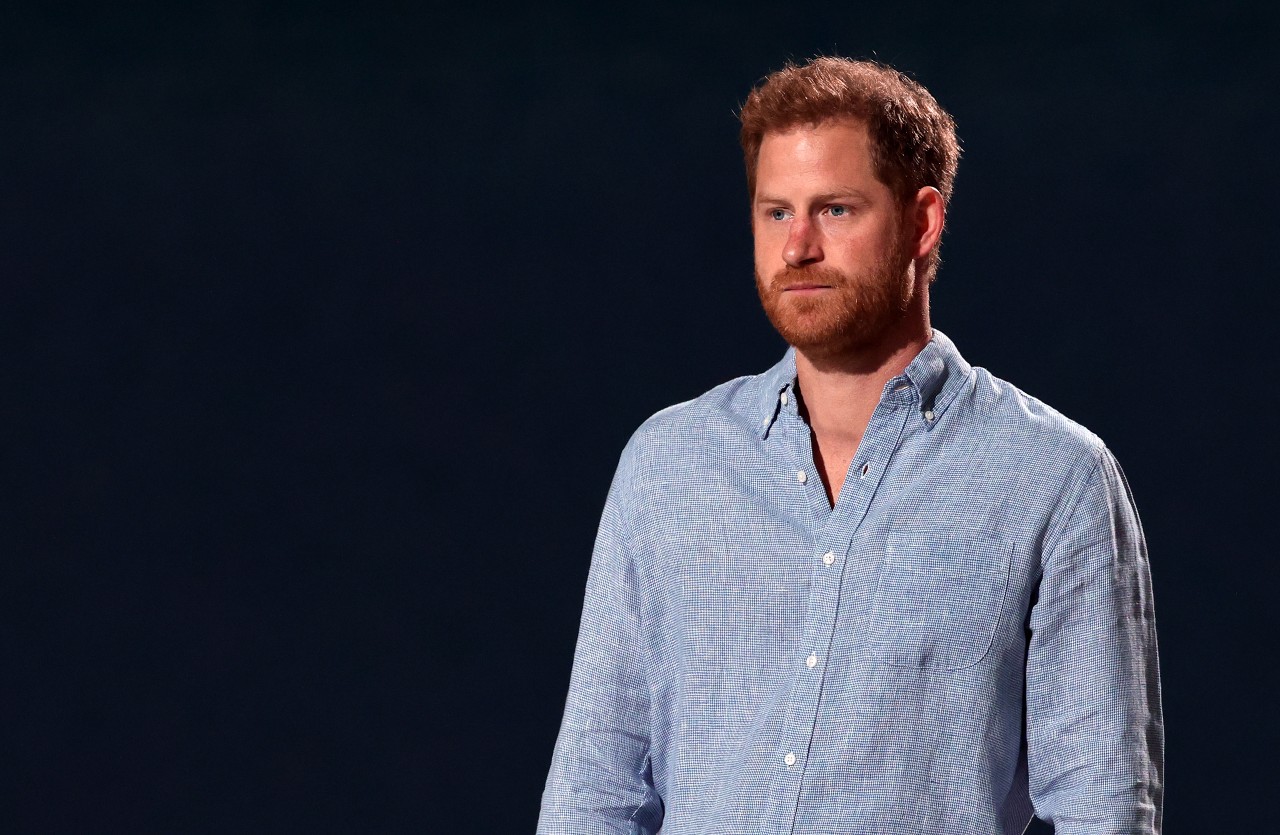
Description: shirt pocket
xmin=866 ymin=529 xmax=1013 ymax=671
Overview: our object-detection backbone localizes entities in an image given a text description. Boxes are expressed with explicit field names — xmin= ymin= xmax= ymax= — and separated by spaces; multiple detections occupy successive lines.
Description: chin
xmin=769 ymin=305 xmax=908 ymax=361
xmin=756 ymin=261 xmax=917 ymax=359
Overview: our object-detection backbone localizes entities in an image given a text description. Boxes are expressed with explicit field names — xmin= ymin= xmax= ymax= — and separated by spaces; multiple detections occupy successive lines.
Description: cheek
xmin=751 ymin=232 xmax=769 ymax=264
xmin=752 ymin=223 xmax=785 ymax=257
xmin=832 ymin=229 xmax=889 ymax=263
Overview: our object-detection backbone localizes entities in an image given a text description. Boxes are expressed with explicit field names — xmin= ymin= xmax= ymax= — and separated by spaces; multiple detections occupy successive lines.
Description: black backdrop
xmin=7 ymin=2 xmax=1276 ymax=832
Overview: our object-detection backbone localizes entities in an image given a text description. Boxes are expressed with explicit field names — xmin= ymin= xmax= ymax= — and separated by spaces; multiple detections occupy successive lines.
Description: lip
xmin=780 ymin=284 xmax=833 ymax=292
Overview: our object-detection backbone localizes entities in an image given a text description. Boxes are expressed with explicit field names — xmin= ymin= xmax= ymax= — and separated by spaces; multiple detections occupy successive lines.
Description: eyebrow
xmin=754 ymin=189 xmax=873 ymax=206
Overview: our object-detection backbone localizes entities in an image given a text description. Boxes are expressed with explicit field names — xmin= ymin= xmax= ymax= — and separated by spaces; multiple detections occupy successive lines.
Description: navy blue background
xmin=6 ymin=2 xmax=1275 ymax=831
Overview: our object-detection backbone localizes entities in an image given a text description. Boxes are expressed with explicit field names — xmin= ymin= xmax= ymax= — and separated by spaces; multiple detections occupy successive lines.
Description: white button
xmin=796 ymin=470 xmax=807 ymax=484
xmin=924 ymin=409 xmax=935 ymax=421
xmin=784 ymin=752 xmax=797 ymax=766
xmin=761 ymin=418 xmax=769 ymax=428
xmin=822 ymin=551 xmax=835 ymax=565
xmin=805 ymin=653 xmax=817 ymax=668
xmin=780 ymin=391 xmax=789 ymax=405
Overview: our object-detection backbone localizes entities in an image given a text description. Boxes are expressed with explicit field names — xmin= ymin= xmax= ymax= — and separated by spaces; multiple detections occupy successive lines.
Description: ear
xmin=909 ymin=186 xmax=945 ymax=261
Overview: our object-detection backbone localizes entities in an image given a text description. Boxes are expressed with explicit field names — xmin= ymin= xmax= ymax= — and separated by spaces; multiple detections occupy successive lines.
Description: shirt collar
xmin=754 ymin=347 xmax=798 ymax=438
xmin=900 ymin=328 xmax=973 ymax=428
xmin=754 ymin=329 xmax=972 ymax=438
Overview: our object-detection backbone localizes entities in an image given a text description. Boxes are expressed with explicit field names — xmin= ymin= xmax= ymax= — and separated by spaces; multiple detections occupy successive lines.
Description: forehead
xmin=755 ymin=119 xmax=878 ymax=185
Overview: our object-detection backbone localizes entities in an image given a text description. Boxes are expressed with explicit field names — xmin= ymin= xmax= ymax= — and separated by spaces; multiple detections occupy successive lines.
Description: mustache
xmin=769 ymin=265 xmax=847 ymax=291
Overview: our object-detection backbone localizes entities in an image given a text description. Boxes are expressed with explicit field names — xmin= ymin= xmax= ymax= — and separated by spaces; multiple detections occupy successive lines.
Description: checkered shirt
xmin=538 ymin=330 xmax=1163 ymax=835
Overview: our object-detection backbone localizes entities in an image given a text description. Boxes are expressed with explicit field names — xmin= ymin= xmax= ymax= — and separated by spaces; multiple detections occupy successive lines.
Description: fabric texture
xmin=538 ymin=331 xmax=1163 ymax=835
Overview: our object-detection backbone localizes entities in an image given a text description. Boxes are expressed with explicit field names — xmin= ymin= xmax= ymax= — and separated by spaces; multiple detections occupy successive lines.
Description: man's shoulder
xmin=966 ymin=365 xmax=1108 ymax=466
xmin=621 ymin=363 xmax=781 ymax=461
xmin=638 ymin=374 xmax=767 ymax=437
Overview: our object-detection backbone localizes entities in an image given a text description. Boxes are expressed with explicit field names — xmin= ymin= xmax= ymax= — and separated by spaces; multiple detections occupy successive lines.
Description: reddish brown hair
xmin=739 ymin=57 xmax=960 ymax=208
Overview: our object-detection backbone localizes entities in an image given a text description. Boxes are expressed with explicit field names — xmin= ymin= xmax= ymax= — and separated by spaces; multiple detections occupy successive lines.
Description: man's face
xmin=752 ymin=119 xmax=916 ymax=361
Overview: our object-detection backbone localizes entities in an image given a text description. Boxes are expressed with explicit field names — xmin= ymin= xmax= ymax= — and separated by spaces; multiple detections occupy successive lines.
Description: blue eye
xmin=770 ymin=209 xmax=788 ymax=221
xmin=828 ymin=205 xmax=848 ymax=217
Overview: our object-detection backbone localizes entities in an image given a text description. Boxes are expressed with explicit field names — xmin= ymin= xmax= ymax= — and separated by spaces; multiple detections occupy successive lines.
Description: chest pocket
xmin=866 ymin=529 xmax=1013 ymax=671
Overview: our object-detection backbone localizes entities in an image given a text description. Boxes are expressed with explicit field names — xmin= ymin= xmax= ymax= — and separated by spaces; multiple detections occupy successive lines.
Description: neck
xmin=794 ymin=315 xmax=931 ymax=440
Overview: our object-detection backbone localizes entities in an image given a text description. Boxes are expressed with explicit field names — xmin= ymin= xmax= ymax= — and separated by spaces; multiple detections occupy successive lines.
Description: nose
xmin=782 ymin=218 xmax=822 ymax=267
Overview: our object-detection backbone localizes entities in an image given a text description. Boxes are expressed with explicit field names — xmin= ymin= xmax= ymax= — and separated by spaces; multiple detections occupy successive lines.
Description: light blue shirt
xmin=538 ymin=331 xmax=1163 ymax=835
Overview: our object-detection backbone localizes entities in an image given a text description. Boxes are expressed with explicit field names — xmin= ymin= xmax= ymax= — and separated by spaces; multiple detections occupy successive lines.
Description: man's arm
xmin=1026 ymin=448 xmax=1164 ymax=833
xmin=537 ymin=440 xmax=662 ymax=835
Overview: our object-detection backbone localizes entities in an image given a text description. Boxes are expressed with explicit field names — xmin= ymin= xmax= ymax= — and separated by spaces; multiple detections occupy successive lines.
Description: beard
xmin=755 ymin=236 xmax=916 ymax=362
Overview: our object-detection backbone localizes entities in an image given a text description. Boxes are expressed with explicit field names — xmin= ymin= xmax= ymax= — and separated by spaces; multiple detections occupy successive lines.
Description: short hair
xmin=739 ymin=57 xmax=960 ymax=208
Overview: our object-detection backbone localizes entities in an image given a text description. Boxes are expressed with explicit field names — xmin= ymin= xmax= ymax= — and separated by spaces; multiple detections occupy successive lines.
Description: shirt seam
xmin=1039 ymin=447 xmax=1106 ymax=572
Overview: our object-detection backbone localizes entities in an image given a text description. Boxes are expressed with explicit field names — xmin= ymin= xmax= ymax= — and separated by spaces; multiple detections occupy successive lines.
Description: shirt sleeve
xmin=537 ymin=437 xmax=663 ymax=835
xmin=1025 ymin=448 xmax=1164 ymax=834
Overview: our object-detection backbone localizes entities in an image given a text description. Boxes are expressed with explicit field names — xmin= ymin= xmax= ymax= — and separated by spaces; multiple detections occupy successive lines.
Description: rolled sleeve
xmin=1026 ymin=449 xmax=1164 ymax=833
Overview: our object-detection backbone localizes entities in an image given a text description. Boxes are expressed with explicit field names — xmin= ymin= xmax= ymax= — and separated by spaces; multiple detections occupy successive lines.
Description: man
xmin=538 ymin=57 xmax=1163 ymax=835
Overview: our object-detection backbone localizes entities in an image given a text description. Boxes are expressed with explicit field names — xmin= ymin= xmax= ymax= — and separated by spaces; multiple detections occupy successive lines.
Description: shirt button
xmin=780 ymin=391 xmax=789 ymax=405
xmin=924 ymin=409 xmax=936 ymax=421
xmin=805 ymin=653 xmax=818 ymax=668
xmin=822 ymin=551 xmax=835 ymax=565
xmin=784 ymin=752 xmax=797 ymax=767
xmin=796 ymin=470 xmax=807 ymax=484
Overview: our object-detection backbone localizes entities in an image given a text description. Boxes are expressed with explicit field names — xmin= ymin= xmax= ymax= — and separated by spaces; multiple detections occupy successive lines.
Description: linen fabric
xmin=537 ymin=330 xmax=1163 ymax=835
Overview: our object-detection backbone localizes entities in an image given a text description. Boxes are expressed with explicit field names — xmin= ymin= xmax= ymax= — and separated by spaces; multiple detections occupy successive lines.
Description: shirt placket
xmin=761 ymin=382 xmax=914 ymax=834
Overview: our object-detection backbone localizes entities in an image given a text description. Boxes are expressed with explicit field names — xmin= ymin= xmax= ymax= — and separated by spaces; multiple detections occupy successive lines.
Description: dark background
xmin=6 ymin=1 xmax=1276 ymax=831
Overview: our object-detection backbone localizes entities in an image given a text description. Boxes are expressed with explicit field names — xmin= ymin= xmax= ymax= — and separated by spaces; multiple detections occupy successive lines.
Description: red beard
xmin=755 ymin=241 xmax=915 ymax=360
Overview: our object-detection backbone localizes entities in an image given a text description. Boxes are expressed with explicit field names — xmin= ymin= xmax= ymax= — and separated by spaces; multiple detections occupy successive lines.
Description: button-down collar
xmin=755 ymin=329 xmax=973 ymax=438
